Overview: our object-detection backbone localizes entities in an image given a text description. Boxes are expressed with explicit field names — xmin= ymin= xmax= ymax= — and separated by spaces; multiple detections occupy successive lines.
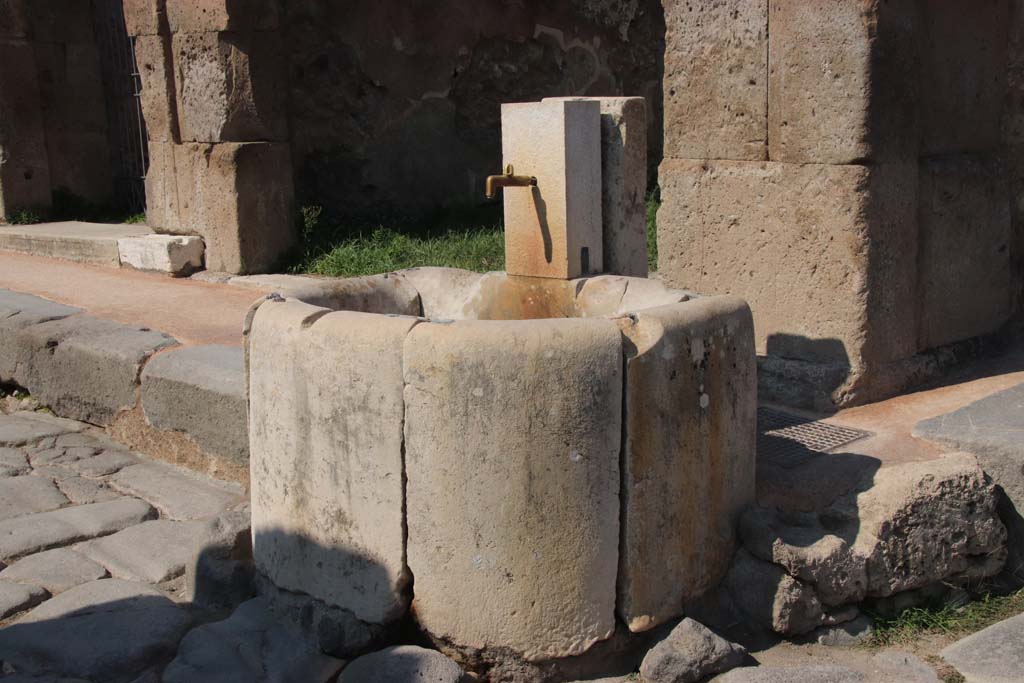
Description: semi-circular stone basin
xmin=246 ymin=268 xmax=756 ymax=664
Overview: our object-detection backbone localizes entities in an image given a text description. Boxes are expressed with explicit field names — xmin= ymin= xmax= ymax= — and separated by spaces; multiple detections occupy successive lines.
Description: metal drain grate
xmin=757 ymin=407 xmax=872 ymax=469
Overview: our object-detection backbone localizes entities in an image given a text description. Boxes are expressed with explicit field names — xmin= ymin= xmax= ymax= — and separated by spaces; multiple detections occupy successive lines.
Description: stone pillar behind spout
xmin=501 ymin=99 xmax=602 ymax=279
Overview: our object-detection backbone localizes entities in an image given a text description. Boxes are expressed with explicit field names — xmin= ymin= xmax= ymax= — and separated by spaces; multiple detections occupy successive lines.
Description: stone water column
xmin=657 ymin=0 xmax=1015 ymax=410
xmin=124 ymin=0 xmax=296 ymax=274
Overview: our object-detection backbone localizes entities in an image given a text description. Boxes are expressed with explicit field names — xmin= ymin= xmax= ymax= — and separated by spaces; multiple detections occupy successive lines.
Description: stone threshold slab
xmin=0 ymin=221 xmax=152 ymax=267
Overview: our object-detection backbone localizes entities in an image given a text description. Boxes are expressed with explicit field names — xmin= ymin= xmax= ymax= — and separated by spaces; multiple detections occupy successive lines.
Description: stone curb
xmin=0 ymin=289 xmax=249 ymax=482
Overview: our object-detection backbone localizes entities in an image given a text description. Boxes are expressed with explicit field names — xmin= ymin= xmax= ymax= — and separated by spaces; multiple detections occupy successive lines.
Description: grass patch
xmin=866 ymin=589 xmax=1024 ymax=648
xmin=3 ymin=190 xmax=146 ymax=226
xmin=646 ymin=189 xmax=659 ymax=272
xmin=289 ymin=204 xmax=505 ymax=277
xmin=290 ymin=189 xmax=660 ymax=278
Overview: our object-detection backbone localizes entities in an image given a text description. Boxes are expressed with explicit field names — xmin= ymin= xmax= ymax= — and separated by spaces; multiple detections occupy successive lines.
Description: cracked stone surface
xmin=0 ymin=548 xmax=108 ymax=594
xmin=0 ymin=412 xmax=259 ymax=681
xmin=110 ymin=461 xmax=243 ymax=521
xmin=0 ymin=475 xmax=69 ymax=521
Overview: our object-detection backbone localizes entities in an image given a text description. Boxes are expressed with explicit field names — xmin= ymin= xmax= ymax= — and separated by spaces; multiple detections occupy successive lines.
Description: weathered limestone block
xmin=545 ymin=96 xmax=648 ymax=277
xmin=173 ymin=30 xmax=287 ymax=143
xmin=741 ymin=454 xmax=1008 ymax=607
xmin=249 ymin=299 xmax=416 ymax=625
xmin=616 ymin=296 xmax=757 ymax=632
xmin=657 ymin=158 xmax=918 ymax=408
xmin=123 ymin=0 xmax=167 ymax=37
xmin=501 ymin=99 xmax=602 ymax=279
xmin=0 ymin=42 xmax=52 ymax=218
xmin=140 ymin=345 xmax=246 ymax=464
xmin=143 ymin=140 xmax=178 ymax=231
xmin=118 ymin=234 xmax=204 ymax=275
xmin=461 ymin=272 xmax=578 ymax=320
xmin=396 ymin=267 xmax=486 ymax=319
xmin=244 ymin=273 xmax=421 ymax=316
xmin=662 ymin=0 xmax=767 ymax=161
xmin=0 ymin=290 xmax=80 ymax=385
xmin=0 ymin=0 xmax=28 ymax=38
xmin=404 ymin=318 xmax=622 ymax=661
xmin=767 ymin=0 xmax=919 ymax=164
xmin=134 ymin=35 xmax=179 ymax=143
xmin=174 ymin=141 xmax=296 ymax=274
xmin=920 ymin=0 xmax=1009 ymax=156
xmin=918 ymin=156 xmax=1012 ymax=349
xmin=166 ymin=0 xmax=279 ymax=33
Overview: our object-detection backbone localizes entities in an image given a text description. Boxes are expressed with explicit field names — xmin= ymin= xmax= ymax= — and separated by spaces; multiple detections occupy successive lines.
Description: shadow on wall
xmin=0 ymin=528 xmax=402 ymax=681
xmin=284 ymin=0 xmax=666 ymax=218
xmin=759 ymin=333 xmax=853 ymax=411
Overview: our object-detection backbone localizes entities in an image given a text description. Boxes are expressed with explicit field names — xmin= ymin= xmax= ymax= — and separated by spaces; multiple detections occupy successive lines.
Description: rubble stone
xmin=639 ymin=618 xmax=746 ymax=683
xmin=741 ymin=454 xmax=1008 ymax=608
xmin=339 ymin=646 xmax=464 ymax=683
xmin=163 ymin=598 xmax=344 ymax=683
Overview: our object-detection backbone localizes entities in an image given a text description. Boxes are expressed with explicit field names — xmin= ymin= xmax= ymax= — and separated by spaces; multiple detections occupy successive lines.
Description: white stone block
xmin=118 ymin=235 xmax=205 ymax=276
xmin=501 ymin=99 xmax=603 ymax=279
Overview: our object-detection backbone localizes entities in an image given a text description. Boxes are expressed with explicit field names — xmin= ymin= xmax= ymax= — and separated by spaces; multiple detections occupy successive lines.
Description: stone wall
xmin=284 ymin=0 xmax=665 ymax=218
xmin=0 ymin=0 xmax=115 ymax=218
xmin=657 ymin=0 xmax=1019 ymax=410
xmin=129 ymin=0 xmax=664 ymax=274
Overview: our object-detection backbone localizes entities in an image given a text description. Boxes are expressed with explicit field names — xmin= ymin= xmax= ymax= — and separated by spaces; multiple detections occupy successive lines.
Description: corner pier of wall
xmin=656 ymin=0 xmax=1022 ymax=411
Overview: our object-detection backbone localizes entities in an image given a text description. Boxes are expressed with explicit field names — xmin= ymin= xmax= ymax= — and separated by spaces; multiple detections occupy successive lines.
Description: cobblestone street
xmin=0 ymin=409 xmax=345 ymax=682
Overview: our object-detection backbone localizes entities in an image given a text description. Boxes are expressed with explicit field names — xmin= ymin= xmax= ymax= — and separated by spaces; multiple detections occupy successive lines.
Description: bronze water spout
xmin=485 ymin=164 xmax=537 ymax=199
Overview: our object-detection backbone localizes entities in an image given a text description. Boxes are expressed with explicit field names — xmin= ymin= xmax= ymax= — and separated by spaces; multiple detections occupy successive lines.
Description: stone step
xmin=0 ymin=221 xmax=151 ymax=267
xmin=0 ymin=222 xmax=205 ymax=276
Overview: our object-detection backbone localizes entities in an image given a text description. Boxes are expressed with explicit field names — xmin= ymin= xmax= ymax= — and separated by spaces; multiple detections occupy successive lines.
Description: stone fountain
xmin=245 ymin=98 xmax=757 ymax=677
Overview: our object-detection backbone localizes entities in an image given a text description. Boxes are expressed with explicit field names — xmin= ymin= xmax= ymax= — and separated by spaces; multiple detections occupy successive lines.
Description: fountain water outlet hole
xmin=246 ymin=97 xmax=759 ymax=670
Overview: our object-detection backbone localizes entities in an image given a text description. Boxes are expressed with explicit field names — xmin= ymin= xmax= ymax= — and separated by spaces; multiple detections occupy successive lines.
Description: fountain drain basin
xmin=246 ymin=268 xmax=757 ymax=662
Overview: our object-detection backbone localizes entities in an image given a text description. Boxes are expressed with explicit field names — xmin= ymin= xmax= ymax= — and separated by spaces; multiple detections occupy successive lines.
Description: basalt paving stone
xmin=68 ymin=448 xmax=139 ymax=478
xmin=0 ymin=498 xmax=156 ymax=561
xmin=0 ymin=580 xmax=48 ymax=619
xmin=0 ymin=447 xmax=29 ymax=477
xmin=0 ymin=548 xmax=108 ymax=594
xmin=29 ymin=445 xmax=99 ymax=468
xmin=941 ymin=612 xmax=1024 ymax=683
xmin=76 ymin=519 xmax=210 ymax=584
xmin=53 ymin=475 xmax=121 ymax=505
xmin=110 ymin=462 xmax=243 ymax=521
xmin=0 ymin=579 xmax=192 ymax=680
xmin=0 ymin=412 xmax=83 ymax=447
xmin=0 ymin=475 xmax=68 ymax=521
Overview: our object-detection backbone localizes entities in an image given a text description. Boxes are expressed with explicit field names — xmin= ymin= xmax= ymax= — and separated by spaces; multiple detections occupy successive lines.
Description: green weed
xmin=866 ymin=589 xmax=1024 ymax=648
